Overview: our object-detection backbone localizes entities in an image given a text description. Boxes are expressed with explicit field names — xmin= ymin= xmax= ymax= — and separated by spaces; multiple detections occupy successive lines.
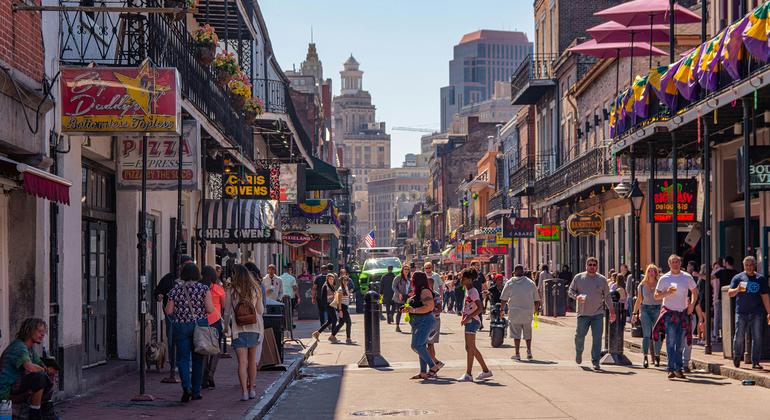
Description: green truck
xmin=356 ymin=256 xmax=402 ymax=294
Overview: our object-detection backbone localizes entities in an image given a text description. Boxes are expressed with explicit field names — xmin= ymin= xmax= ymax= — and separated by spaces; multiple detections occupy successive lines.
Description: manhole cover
xmin=351 ymin=409 xmax=432 ymax=417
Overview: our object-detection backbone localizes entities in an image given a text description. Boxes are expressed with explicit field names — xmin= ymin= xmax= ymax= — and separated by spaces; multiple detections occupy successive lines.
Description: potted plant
xmin=191 ymin=24 xmax=218 ymax=66
xmin=166 ymin=0 xmax=198 ymax=21
xmin=227 ymin=71 xmax=252 ymax=110
xmin=212 ymin=51 xmax=239 ymax=87
xmin=243 ymin=97 xmax=265 ymax=123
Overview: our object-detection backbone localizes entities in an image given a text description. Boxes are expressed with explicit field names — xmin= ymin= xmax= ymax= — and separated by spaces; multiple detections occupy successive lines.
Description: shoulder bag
xmin=182 ymin=284 xmax=220 ymax=356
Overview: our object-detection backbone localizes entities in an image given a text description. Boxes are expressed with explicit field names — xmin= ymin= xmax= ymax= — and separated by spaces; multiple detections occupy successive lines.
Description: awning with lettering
xmin=197 ymin=199 xmax=280 ymax=243
xmin=0 ymin=156 xmax=71 ymax=205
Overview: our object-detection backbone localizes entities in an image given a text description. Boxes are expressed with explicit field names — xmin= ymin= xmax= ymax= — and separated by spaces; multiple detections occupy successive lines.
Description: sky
xmin=259 ymin=0 xmax=534 ymax=168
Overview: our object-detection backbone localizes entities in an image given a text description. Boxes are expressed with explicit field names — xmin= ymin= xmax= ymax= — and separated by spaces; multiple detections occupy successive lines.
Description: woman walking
xmin=403 ymin=271 xmax=441 ymax=380
xmin=201 ymin=265 xmax=225 ymax=389
xmin=609 ymin=273 xmax=628 ymax=329
xmin=631 ymin=264 xmax=663 ymax=368
xmin=165 ymin=264 xmax=215 ymax=402
xmin=312 ymin=273 xmax=340 ymax=342
xmin=458 ymin=267 xmax=492 ymax=382
xmin=392 ymin=265 xmax=411 ymax=333
xmin=331 ymin=274 xmax=354 ymax=344
xmin=224 ymin=264 xmax=264 ymax=401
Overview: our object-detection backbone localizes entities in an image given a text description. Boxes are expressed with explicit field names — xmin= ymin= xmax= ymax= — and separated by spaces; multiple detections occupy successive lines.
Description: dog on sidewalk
xmin=145 ymin=340 xmax=167 ymax=372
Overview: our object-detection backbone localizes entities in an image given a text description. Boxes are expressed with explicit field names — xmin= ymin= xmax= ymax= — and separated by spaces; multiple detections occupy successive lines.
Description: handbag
xmin=182 ymin=284 xmax=220 ymax=356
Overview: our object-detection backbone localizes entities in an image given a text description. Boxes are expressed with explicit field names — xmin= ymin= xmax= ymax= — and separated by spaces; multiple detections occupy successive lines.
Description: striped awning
xmin=197 ymin=199 xmax=280 ymax=243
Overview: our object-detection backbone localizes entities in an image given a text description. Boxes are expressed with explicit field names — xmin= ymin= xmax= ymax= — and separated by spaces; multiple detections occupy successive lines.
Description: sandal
xmin=409 ymin=373 xmax=424 ymax=380
xmin=430 ymin=361 xmax=445 ymax=375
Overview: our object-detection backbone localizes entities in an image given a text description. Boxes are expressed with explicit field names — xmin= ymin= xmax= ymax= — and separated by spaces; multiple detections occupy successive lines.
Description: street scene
xmin=3 ymin=0 xmax=770 ymax=419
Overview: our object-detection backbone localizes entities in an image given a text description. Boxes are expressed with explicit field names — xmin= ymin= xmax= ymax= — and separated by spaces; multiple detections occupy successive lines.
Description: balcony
xmin=511 ymin=54 xmax=557 ymax=105
xmin=488 ymin=190 xmax=507 ymax=212
xmin=535 ymin=148 xmax=612 ymax=201
xmin=254 ymin=78 xmax=288 ymax=114
xmin=509 ymin=156 xmax=536 ymax=197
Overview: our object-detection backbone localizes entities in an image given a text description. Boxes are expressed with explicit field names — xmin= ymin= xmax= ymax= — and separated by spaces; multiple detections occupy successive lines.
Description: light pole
xmin=629 ymin=181 xmax=644 ymax=281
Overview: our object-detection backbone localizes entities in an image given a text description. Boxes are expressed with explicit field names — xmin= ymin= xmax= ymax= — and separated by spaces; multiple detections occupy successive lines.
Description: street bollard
xmin=600 ymin=291 xmax=632 ymax=366
xmin=358 ymin=291 xmax=390 ymax=368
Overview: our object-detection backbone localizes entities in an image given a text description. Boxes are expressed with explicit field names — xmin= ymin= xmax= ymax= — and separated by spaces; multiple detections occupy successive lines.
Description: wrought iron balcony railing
xmin=534 ymin=148 xmax=612 ymax=200
xmin=488 ymin=190 xmax=507 ymax=212
xmin=511 ymin=54 xmax=557 ymax=105
xmin=509 ymin=156 xmax=536 ymax=196
xmin=254 ymin=78 xmax=288 ymax=114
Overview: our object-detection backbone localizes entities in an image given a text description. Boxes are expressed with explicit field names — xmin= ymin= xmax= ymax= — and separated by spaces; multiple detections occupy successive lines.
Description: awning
xmin=197 ymin=199 xmax=280 ymax=243
xmin=306 ymin=157 xmax=342 ymax=191
xmin=0 ymin=156 xmax=71 ymax=205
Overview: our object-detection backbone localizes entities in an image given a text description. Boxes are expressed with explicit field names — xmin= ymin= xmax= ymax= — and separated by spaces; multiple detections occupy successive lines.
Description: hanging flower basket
xmin=194 ymin=43 xmax=216 ymax=66
xmin=244 ymin=110 xmax=258 ymax=124
xmin=243 ymin=97 xmax=264 ymax=123
xmin=214 ymin=68 xmax=232 ymax=88
xmin=192 ymin=25 xmax=218 ymax=66
xmin=166 ymin=0 xmax=197 ymax=21
xmin=212 ymin=51 xmax=239 ymax=88
xmin=229 ymin=93 xmax=246 ymax=110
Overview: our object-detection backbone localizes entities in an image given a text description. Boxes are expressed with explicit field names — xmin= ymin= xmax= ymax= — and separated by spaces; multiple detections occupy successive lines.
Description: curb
xmin=245 ymin=339 xmax=318 ymax=420
xmin=623 ymin=338 xmax=770 ymax=388
xmin=537 ymin=316 xmax=568 ymax=327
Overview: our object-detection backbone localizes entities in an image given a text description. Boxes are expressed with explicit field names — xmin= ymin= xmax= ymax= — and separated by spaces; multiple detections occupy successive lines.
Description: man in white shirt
xmin=500 ymin=265 xmax=541 ymax=361
xmin=263 ymin=264 xmax=284 ymax=301
xmin=655 ymin=254 xmax=697 ymax=379
xmin=280 ymin=265 xmax=299 ymax=309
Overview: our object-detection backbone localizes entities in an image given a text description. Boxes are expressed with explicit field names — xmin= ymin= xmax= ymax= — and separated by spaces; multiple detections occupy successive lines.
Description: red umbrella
xmin=594 ymin=0 xmax=701 ymax=26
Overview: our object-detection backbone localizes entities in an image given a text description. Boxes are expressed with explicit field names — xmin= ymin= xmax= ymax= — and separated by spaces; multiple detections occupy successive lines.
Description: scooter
xmin=489 ymin=302 xmax=507 ymax=348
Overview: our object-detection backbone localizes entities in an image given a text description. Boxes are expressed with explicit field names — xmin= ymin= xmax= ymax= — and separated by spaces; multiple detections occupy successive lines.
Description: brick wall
xmin=558 ymin=0 xmax=623 ymax=55
xmin=0 ymin=1 xmax=44 ymax=82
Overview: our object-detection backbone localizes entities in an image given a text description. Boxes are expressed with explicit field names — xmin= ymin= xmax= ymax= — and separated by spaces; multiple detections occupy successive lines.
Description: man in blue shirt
xmin=727 ymin=256 xmax=770 ymax=369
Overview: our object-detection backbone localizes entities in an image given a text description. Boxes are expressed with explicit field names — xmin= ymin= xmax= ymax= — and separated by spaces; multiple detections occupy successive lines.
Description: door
xmin=719 ymin=218 xmax=760 ymax=265
xmin=82 ymin=220 xmax=112 ymax=367
xmin=763 ymin=227 xmax=770 ymax=277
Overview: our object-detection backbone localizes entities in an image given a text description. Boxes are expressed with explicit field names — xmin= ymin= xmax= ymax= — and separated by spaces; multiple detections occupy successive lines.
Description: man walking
xmin=380 ymin=266 xmax=396 ymax=323
xmin=280 ymin=265 xmax=299 ymax=315
xmin=392 ymin=264 xmax=410 ymax=333
xmin=500 ymin=265 xmax=540 ymax=361
xmin=312 ymin=264 xmax=331 ymax=327
xmin=728 ymin=256 xmax=770 ymax=370
xmin=568 ymin=257 xmax=615 ymax=370
xmin=263 ymin=264 xmax=284 ymax=301
xmin=654 ymin=254 xmax=698 ymax=379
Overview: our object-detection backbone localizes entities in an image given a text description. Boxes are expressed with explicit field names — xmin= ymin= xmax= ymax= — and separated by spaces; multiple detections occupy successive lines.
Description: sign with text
xmin=737 ymin=146 xmax=770 ymax=192
xmin=60 ymin=64 xmax=180 ymax=133
xmin=495 ymin=232 xmax=512 ymax=245
xmin=651 ymin=179 xmax=697 ymax=222
xmin=477 ymin=245 xmax=508 ymax=255
xmin=279 ymin=163 xmax=306 ymax=204
xmin=567 ymin=212 xmax=604 ymax=237
xmin=283 ymin=231 xmax=312 ymax=247
xmin=535 ymin=224 xmax=561 ymax=242
xmin=117 ymin=120 xmax=200 ymax=190
xmin=510 ymin=217 xmax=538 ymax=238
xmin=223 ymin=170 xmax=274 ymax=199
xmin=195 ymin=227 xmax=275 ymax=243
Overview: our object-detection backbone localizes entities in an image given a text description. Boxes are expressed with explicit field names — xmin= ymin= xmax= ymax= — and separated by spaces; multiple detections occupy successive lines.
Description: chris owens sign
xmin=223 ymin=171 xmax=272 ymax=199
xmin=651 ymin=179 xmax=697 ymax=222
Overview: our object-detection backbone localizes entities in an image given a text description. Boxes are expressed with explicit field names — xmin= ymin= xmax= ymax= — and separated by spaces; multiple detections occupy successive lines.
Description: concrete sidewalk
xmin=539 ymin=312 xmax=770 ymax=388
xmin=55 ymin=320 xmax=319 ymax=419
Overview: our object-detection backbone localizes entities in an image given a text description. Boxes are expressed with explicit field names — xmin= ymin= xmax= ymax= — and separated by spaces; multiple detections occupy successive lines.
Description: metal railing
xmin=535 ymin=148 xmax=612 ymax=199
xmin=488 ymin=190 xmax=507 ymax=212
xmin=511 ymin=53 xmax=557 ymax=98
xmin=509 ymin=156 xmax=536 ymax=195
xmin=254 ymin=78 xmax=288 ymax=114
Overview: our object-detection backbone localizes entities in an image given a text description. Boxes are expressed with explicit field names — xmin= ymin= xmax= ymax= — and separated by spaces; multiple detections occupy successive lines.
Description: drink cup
xmin=740 ymin=281 xmax=748 ymax=292
xmin=670 ymin=283 xmax=678 ymax=291
xmin=578 ymin=294 xmax=587 ymax=303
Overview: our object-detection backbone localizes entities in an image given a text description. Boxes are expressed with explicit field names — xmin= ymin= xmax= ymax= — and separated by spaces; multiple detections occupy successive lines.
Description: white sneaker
xmin=475 ymin=371 xmax=493 ymax=381
xmin=249 ymin=388 xmax=257 ymax=399
xmin=456 ymin=373 xmax=473 ymax=382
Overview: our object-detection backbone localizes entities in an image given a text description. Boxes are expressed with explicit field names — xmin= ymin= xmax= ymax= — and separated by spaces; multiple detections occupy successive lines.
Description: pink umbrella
xmin=587 ymin=20 xmax=671 ymax=69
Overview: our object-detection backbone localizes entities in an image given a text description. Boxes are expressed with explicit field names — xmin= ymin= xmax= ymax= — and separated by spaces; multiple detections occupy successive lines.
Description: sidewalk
xmin=539 ymin=312 xmax=770 ymax=388
xmin=56 ymin=320 xmax=318 ymax=420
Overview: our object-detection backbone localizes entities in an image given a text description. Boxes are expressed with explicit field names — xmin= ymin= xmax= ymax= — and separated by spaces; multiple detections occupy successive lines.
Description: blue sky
xmin=259 ymin=1 xmax=534 ymax=168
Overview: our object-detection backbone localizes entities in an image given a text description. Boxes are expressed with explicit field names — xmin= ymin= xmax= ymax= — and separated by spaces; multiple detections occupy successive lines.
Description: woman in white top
xmin=331 ymin=274 xmax=353 ymax=343
xmin=224 ymin=264 xmax=264 ymax=401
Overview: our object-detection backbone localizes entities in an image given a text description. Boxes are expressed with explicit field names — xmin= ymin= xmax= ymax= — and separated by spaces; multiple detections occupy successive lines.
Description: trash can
xmin=554 ymin=280 xmax=567 ymax=316
xmin=264 ymin=298 xmax=285 ymax=363
xmin=543 ymin=280 xmax=555 ymax=316
xmin=297 ymin=279 xmax=318 ymax=320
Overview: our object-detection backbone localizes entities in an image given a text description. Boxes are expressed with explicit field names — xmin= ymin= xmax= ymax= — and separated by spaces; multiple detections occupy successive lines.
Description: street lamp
xmin=628 ymin=180 xmax=644 ymax=284
xmin=629 ymin=180 xmax=644 ymax=214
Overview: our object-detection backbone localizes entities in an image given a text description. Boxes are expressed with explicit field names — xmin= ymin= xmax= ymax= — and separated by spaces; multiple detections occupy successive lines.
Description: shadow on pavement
xmin=266 ymin=365 xmax=344 ymax=420
xmin=517 ymin=359 xmax=557 ymax=365
xmin=579 ymin=366 xmax=637 ymax=375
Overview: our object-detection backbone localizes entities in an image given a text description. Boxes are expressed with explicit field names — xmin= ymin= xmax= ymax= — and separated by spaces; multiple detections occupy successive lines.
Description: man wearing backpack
xmin=312 ymin=264 xmax=331 ymax=327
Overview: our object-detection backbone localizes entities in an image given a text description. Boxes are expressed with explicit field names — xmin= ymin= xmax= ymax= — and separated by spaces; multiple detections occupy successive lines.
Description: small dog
xmin=145 ymin=340 xmax=167 ymax=372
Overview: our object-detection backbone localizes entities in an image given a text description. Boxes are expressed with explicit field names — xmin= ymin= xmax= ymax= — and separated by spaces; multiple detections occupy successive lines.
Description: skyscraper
xmin=440 ymin=30 xmax=532 ymax=132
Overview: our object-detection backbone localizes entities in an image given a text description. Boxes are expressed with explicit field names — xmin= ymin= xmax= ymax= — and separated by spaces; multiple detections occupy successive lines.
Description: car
xmin=358 ymin=257 xmax=402 ymax=294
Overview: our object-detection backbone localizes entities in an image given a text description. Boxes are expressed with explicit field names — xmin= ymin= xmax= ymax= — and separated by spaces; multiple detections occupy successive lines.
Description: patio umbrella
xmin=587 ymin=21 xmax=671 ymax=69
xmin=594 ymin=0 xmax=702 ymax=63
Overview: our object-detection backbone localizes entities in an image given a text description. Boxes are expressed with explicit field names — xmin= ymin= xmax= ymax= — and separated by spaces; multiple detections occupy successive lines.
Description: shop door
xmin=82 ymin=220 xmax=113 ymax=367
xmin=719 ymin=219 xmax=759 ymax=265
xmin=763 ymin=227 xmax=770 ymax=277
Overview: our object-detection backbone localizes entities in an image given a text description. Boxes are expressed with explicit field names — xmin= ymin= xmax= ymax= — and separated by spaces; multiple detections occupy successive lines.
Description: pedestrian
xmin=154 ymin=255 xmax=194 ymax=381
xmin=728 ymin=256 xmax=770 ymax=370
xmin=568 ymin=257 xmax=615 ymax=371
xmin=470 ymin=262 xmax=486 ymax=330
xmin=426 ymin=273 xmax=444 ymax=370
xmin=631 ymin=264 xmax=663 ymax=368
xmin=224 ymin=264 xmax=265 ymax=401
xmin=263 ymin=264 xmax=284 ymax=301
xmin=424 ymin=262 xmax=443 ymax=298
xmin=165 ymin=263 xmax=216 ymax=402
xmin=444 ymin=274 xmax=456 ymax=313
xmin=279 ymin=265 xmax=299 ymax=316
xmin=312 ymin=273 xmax=340 ymax=342
xmin=457 ymin=267 xmax=492 ymax=381
xmin=0 ymin=318 xmax=58 ymax=420
xmin=454 ymin=273 xmax=466 ymax=315
xmin=201 ymin=265 xmax=225 ymax=389
xmin=403 ymin=271 xmax=441 ymax=380
xmin=311 ymin=264 xmax=331 ymax=328
xmin=652 ymin=254 xmax=698 ymax=379
xmin=500 ymin=265 xmax=540 ymax=361
xmin=392 ymin=264 xmax=411 ymax=332
xmin=488 ymin=274 xmax=505 ymax=308
xmin=380 ymin=266 xmax=397 ymax=324
xmin=244 ymin=262 xmax=266 ymax=307
xmin=609 ymin=273 xmax=628 ymax=330
xmin=330 ymin=274 xmax=354 ymax=344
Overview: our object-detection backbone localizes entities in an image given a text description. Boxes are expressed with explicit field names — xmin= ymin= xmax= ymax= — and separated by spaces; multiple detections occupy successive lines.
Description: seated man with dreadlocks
xmin=0 ymin=318 xmax=59 ymax=420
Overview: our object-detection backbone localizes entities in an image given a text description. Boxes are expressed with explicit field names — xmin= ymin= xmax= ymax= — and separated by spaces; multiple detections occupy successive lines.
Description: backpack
xmin=233 ymin=289 xmax=258 ymax=326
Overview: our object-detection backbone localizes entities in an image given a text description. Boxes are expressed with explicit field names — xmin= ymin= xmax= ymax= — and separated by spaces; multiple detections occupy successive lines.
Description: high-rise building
xmin=440 ymin=30 xmax=532 ymax=132
xmin=367 ymin=160 xmax=429 ymax=246
xmin=332 ymin=55 xmax=391 ymax=237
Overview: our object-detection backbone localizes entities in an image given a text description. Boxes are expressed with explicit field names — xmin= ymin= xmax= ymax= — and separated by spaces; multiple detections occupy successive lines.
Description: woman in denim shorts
xmin=458 ymin=267 xmax=492 ymax=382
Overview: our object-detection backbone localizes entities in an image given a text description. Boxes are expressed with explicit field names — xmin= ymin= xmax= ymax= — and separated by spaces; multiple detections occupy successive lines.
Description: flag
xmin=673 ymin=45 xmax=702 ymax=101
xmin=364 ymin=229 xmax=376 ymax=248
xmin=721 ymin=17 xmax=750 ymax=80
xmin=632 ymin=74 xmax=650 ymax=118
xmin=698 ymin=29 xmax=726 ymax=91
xmin=649 ymin=63 xmax=680 ymax=110
xmin=743 ymin=2 xmax=770 ymax=62
xmin=609 ymin=98 xmax=618 ymax=137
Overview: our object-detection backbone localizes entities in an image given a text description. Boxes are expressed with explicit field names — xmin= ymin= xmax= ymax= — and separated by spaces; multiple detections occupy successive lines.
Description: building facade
xmin=367 ymin=163 xmax=429 ymax=245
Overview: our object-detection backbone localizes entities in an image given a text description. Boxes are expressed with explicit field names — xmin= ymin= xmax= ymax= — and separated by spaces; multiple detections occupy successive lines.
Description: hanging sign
xmin=223 ymin=170 xmax=275 ymax=199
xmin=495 ymin=232 xmax=512 ymax=245
xmin=510 ymin=217 xmax=538 ymax=238
xmin=60 ymin=64 xmax=180 ymax=134
xmin=651 ymin=179 xmax=697 ymax=222
xmin=279 ymin=163 xmax=306 ymax=204
xmin=535 ymin=224 xmax=561 ymax=242
xmin=283 ymin=231 xmax=312 ymax=247
xmin=117 ymin=120 xmax=200 ymax=190
xmin=477 ymin=245 xmax=508 ymax=255
xmin=737 ymin=146 xmax=770 ymax=192
xmin=567 ymin=212 xmax=604 ymax=237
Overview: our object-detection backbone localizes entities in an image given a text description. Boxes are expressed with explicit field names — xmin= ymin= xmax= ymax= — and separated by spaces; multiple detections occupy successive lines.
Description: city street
xmin=268 ymin=313 xmax=770 ymax=420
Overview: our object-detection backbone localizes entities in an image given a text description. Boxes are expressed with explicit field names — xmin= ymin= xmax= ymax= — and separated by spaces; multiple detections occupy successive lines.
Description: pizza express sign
xmin=567 ymin=212 xmax=604 ymax=237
